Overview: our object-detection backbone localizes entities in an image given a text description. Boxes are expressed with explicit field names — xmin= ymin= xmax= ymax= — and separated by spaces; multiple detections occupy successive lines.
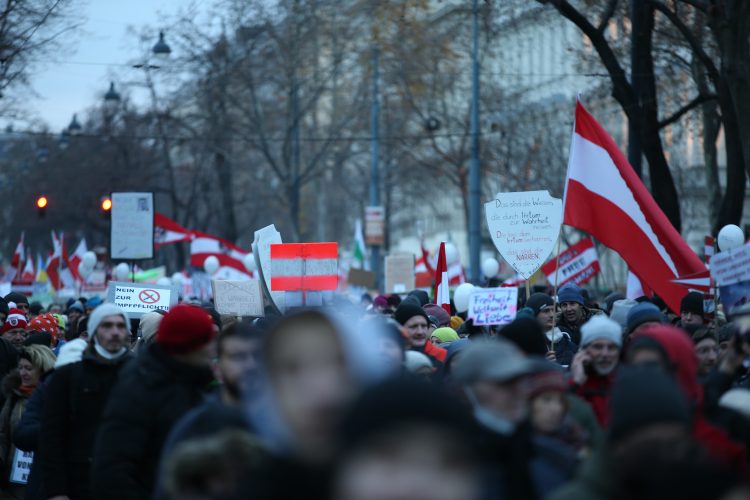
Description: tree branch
xmin=597 ymin=0 xmax=620 ymax=33
xmin=658 ymin=93 xmax=717 ymax=128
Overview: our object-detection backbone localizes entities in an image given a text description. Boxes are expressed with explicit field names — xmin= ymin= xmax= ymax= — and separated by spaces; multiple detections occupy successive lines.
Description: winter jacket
xmin=548 ymin=447 xmax=621 ymax=500
xmin=39 ymin=347 xmax=132 ymax=500
xmin=418 ymin=340 xmax=447 ymax=366
xmin=90 ymin=343 xmax=214 ymax=500
xmin=0 ymin=341 xmax=18 ymax=411
xmin=632 ymin=325 xmax=747 ymax=471
xmin=572 ymin=372 xmax=615 ymax=427
xmin=558 ymin=309 xmax=593 ymax=346
xmin=12 ymin=375 xmax=49 ymax=500
xmin=0 ymin=371 xmax=32 ymax=499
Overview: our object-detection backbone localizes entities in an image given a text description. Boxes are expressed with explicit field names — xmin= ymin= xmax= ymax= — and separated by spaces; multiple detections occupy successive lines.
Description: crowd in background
xmin=0 ymin=284 xmax=747 ymax=500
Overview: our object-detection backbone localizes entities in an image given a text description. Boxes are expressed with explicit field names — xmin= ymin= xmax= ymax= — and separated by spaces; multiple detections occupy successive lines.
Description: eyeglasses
xmin=99 ymin=321 xmax=128 ymax=330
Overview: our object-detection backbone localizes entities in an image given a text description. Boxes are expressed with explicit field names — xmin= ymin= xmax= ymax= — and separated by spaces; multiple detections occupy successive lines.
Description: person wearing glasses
xmin=39 ymin=304 xmax=133 ymax=500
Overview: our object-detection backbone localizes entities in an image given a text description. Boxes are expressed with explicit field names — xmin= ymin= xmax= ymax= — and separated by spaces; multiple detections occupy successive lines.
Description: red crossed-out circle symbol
xmin=138 ymin=289 xmax=160 ymax=304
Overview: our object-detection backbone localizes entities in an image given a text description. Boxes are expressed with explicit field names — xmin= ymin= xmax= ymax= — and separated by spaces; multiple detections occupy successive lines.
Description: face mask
xmin=464 ymin=386 xmax=516 ymax=435
xmin=93 ymin=335 xmax=128 ymax=360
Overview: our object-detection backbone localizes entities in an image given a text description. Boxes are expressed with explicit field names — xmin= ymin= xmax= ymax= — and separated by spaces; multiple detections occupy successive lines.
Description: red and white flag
xmin=190 ymin=232 xmax=252 ymax=279
xmin=541 ymin=237 xmax=600 ymax=287
xmin=704 ymin=236 xmax=715 ymax=264
xmin=155 ymin=213 xmax=194 ymax=247
xmin=563 ymin=101 xmax=706 ymax=313
xmin=434 ymin=242 xmax=451 ymax=314
xmin=671 ymin=269 xmax=712 ymax=293
xmin=416 ymin=242 xmax=466 ymax=287
xmin=270 ymin=243 xmax=338 ymax=291
xmin=501 ymin=274 xmax=525 ymax=287
xmin=19 ymin=252 xmax=35 ymax=282
xmin=46 ymin=232 xmax=76 ymax=290
xmin=68 ymin=238 xmax=87 ymax=282
xmin=7 ymin=232 xmax=24 ymax=281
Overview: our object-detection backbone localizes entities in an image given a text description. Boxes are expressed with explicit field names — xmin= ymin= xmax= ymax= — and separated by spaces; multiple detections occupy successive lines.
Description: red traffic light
xmin=101 ymin=197 xmax=112 ymax=211
xmin=36 ymin=196 xmax=48 ymax=209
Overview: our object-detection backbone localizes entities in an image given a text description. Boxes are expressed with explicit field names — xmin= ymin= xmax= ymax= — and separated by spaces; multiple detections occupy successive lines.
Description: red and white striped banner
xmin=704 ymin=235 xmax=715 ymax=264
xmin=270 ymin=243 xmax=338 ymax=291
xmin=541 ymin=237 xmax=600 ymax=287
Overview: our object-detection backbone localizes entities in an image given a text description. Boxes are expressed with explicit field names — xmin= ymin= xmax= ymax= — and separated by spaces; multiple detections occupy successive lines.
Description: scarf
xmin=94 ymin=336 xmax=128 ymax=361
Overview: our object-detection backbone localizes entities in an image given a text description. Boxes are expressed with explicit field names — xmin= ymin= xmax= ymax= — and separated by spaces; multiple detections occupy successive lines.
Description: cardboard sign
xmin=468 ymin=287 xmax=518 ymax=326
xmin=110 ymin=192 xmax=154 ymax=260
xmin=541 ymin=237 xmax=600 ymax=287
xmin=384 ymin=254 xmax=415 ymax=294
xmin=710 ymin=243 xmax=750 ymax=287
xmin=252 ymin=225 xmax=285 ymax=314
xmin=347 ymin=268 xmax=376 ymax=288
xmin=9 ymin=448 xmax=32 ymax=485
xmin=211 ymin=280 xmax=264 ymax=317
xmin=106 ymin=281 xmax=177 ymax=318
xmin=485 ymin=190 xmax=562 ymax=279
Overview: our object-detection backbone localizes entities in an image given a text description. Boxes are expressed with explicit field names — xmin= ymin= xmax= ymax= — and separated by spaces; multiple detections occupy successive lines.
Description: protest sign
xmin=719 ymin=281 xmax=750 ymax=314
xmin=211 ymin=279 xmax=264 ymax=317
xmin=384 ymin=254 xmax=415 ymax=294
xmin=9 ymin=448 xmax=33 ymax=485
xmin=347 ymin=268 xmax=376 ymax=288
xmin=541 ymin=237 xmax=600 ymax=287
xmin=485 ymin=190 xmax=562 ymax=279
xmin=106 ymin=281 xmax=177 ymax=318
xmin=365 ymin=206 xmax=385 ymax=245
xmin=468 ymin=287 xmax=518 ymax=326
xmin=252 ymin=225 xmax=285 ymax=314
xmin=710 ymin=243 xmax=750 ymax=287
xmin=110 ymin=192 xmax=154 ymax=260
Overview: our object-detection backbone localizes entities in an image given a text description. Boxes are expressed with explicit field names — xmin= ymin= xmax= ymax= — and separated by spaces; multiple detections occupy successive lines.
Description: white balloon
xmin=481 ymin=258 xmax=500 ymax=278
xmin=444 ymin=242 xmax=459 ymax=265
xmin=203 ymin=255 xmax=220 ymax=275
xmin=243 ymin=253 xmax=257 ymax=273
xmin=157 ymin=277 xmax=171 ymax=286
xmin=718 ymin=224 xmax=745 ymax=252
xmin=78 ymin=262 xmax=92 ymax=279
xmin=82 ymin=251 xmax=97 ymax=268
xmin=171 ymin=272 xmax=184 ymax=285
xmin=453 ymin=283 xmax=475 ymax=313
xmin=114 ymin=262 xmax=130 ymax=281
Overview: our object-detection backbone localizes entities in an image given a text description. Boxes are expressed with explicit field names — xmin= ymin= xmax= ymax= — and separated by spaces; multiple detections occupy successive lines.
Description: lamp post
xmin=468 ymin=0 xmax=481 ymax=284
xmin=152 ymin=31 xmax=172 ymax=66
xmin=369 ymin=45 xmax=381 ymax=290
xmin=104 ymin=81 xmax=121 ymax=112
xmin=67 ymin=114 xmax=82 ymax=135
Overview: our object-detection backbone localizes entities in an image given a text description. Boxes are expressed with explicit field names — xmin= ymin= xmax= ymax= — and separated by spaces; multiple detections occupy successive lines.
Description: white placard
xmin=106 ymin=281 xmax=177 ymax=318
xmin=485 ymin=190 xmax=562 ymax=279
xmin=468 ymin=287 xmax=519 ymax=326
xmin=9 ymin=448 xmax=32 ymax=485
xmin=384 ymin=254 xmax=415 ymax=294
xmin=252 ymin=225 xmax=285 ymax=314
xmin=710 ymin=243 xmax=750 ymax=287
xmin=211 ymin=280 xmax=265 ymax=317
xmin=111 ymin=192 xmax=154 ymax=260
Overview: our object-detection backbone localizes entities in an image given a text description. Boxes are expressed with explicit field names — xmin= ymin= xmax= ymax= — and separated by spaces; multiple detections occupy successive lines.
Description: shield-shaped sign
xmin=485 ymin=190 xmax=562 ymax=280
xmin=252 ymin=224 xmax=285 ymax=314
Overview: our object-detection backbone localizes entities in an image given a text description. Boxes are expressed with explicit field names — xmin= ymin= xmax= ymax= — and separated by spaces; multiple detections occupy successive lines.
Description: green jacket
xmin=548 ymin=446 xmax=622 ymax=500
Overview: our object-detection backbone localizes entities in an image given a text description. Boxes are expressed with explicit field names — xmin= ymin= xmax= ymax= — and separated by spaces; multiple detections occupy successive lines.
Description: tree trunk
xmin=715 ymin=81 xmax=746 ymax=231
xmin=214 ymin=152 xmax=238 ymax=242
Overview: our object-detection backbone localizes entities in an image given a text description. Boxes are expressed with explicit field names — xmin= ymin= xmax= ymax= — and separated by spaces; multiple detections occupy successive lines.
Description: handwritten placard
xmin=106 ymin=281 xmax=177 ymax=318
xmin=211 ymin=279 xmax=265 ymax=317
xmin=468 ymin=287 xmax=518 ymax=326
xmin=110 ymin=192 xmax=154 ymax=260
xmin=711 ymin=243 xmax=750 ymax=287
xmin=384 ymin=254 xmax=415 ymax=294
xmin=485 ymin=190 xmax=562 ymax=279
xmin=9 ymin=448 xmax=33 ymax=485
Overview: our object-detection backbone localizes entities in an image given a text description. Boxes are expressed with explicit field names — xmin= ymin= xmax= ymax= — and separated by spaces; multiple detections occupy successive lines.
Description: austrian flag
xmin=563 ymin=101 xmax=706 ymax=313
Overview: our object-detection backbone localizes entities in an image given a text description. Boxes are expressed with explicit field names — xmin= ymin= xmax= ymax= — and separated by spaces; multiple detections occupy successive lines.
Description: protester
xmin=556 ymin=285 xmax=592 ymax=345
xmin=91 ymin=304 xmax=216 ymax=499
xmin=134 ymin=309 xmax=165 ymax=352
xmin=680 ymin=291 xmax=706 ymax=327
xmin=430 ymin=326 xmax=460 ymax=346
xmin=393 ymin=301 xmax=447 ymax=366
xmin=404 ymin=351 xmax=434 ymax=380
xmin=692 ymin=327 xmax=720 ymax=381
xmin=0 ymin=300 xmax=7 ymax=329
xmin=66 ymin=302 xmax=84 ymax=332
xmin=423 ymin=303 xmax=451 ymax=328
xmin=0 ymin=345 xmax=55 ymax=499
xmin=27 ymin=303 xmax=42 ymax=320
xmin=526 ymin=293 xmax=577 ymax=365
xmin=607 ymin=298 xmax=636 ymax=330
xmin=1 ymin=308 xmax=27 ymax=351
xmin=39 ymin=304 xmax=132 ymax=500
xmin=570 ymin=315 xmax=622 ymax=425
xmin=3 ymin=294 xmax=29 ymax=316
xmin=624 ymin=301 xmax=664 ymax=337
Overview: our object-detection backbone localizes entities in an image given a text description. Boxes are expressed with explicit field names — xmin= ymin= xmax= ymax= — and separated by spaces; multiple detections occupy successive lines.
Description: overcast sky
xmin=23 ymin=0 xmax=197 ymax=131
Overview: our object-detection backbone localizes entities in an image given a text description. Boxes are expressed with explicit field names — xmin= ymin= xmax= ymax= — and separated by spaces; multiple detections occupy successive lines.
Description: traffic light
xmin=101 ymin=196 xmax=112 ymax=219
xmin=36 ymin=196 xmax=47 ymax=218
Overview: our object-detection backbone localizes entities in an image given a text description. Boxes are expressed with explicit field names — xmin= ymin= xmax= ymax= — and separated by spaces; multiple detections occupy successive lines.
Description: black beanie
xmin=525 ymin=293 xmax=554 ymax=316
xmin=499 ymin=317 xmax=548 ymax=356
xmin=4 ymin=292 xmax=28 ymax=307
xmin=680 ymin=292 xmax=704 ymax=316
xmin=393 ymin=301 xmax=429 ymax=326
xmin=407 ymin=290 xmax=430 ymax=307
xmin=608 ymin=366 xmax=690 ymax=444
xmin=0 ymin=299 xmax=8 ymax=318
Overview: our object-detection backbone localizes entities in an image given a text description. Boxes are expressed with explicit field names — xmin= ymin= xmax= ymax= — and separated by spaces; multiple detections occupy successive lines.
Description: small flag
xmin=352 ymin=219 xmax=367 ymax=270
xmin=541 ymin=237 xmax=600 ymax=287
xmin=704 ymin=236 xmax=715 ymax=264
xmin=434 ymin=242 xmax=450 ymax=314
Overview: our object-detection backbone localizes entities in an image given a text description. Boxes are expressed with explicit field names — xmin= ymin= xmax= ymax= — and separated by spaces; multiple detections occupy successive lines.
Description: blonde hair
xmin=20 ymin=344 xmax=57 ymax=373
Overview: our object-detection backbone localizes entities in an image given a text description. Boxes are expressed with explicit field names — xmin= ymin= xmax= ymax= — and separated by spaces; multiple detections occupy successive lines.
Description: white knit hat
xmin=719 ymin=389 xmax=750 ymax=420
xmin=404 ymin=351 xmax=433 ymax=373
xmin=580 ymin=315 xmax=623 ymax=348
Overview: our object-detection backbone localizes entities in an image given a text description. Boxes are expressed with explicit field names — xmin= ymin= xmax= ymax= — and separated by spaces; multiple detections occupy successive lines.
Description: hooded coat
xmin=0 ymin=370 xmax=32 ymax=497
xmin=90 ymin=343 xmax=214 ymax=500
xmin=632 ymin=325 xmax=747 ymax=471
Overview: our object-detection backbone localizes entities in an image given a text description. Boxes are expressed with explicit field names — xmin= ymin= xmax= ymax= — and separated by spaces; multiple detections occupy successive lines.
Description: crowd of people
xmin=0 ymin=284 xmax=747 ymax=499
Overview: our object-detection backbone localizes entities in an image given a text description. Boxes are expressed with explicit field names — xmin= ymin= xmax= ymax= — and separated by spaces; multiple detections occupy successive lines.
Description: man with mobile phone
xmin=570 ymin=315 xmax=623 ymax=426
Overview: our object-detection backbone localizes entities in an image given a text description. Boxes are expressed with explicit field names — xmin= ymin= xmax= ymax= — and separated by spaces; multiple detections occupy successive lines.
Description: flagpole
xmin=550 ymin=233 xmax=563 ymax=352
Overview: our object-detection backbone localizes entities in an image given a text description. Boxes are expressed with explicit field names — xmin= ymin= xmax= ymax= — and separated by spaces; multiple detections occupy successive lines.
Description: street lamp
xmin=152 ymin=31 xmax=171 ymax=65
xmin=104 ymin=81 xmax=121 ymax=110
xmin=67 ymin=114 xmax=82 ymax=135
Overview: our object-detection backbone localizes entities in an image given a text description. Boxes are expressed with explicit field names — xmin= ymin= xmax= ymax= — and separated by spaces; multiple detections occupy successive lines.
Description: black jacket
xmin=90 ymin=343 xmax=214 ymax=500
xmin=13 ymin=373 xmax=50 ymax=500
xmin=39 ymin=347 xmax=131 ymax=500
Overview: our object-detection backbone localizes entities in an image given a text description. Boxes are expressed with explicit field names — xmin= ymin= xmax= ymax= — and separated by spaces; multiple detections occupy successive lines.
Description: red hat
xmin=2 ymin=308 xmax=28 ymax=334
xmin=156 ymin=305 xmax=216 ymax=354
xmin=28 ymin=313 xmax=60 ymax=342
